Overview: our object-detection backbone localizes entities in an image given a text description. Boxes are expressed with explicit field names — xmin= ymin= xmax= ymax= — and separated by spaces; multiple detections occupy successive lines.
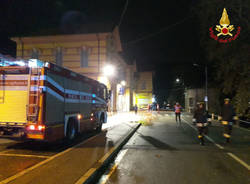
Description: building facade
xmin=134 ymin=71 xmax=153 ymax=109
xmin=11 ymin=27 xmax=135 ymax=112
xmin=185 ymin=88 xmax=220 ymax=113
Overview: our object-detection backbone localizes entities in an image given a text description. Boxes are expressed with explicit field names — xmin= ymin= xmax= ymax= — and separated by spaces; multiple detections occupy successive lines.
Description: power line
xmin=118 ymin=0 xmax=129 ymax=27
xmin=126 ymin=16 xmax=191 ymax=45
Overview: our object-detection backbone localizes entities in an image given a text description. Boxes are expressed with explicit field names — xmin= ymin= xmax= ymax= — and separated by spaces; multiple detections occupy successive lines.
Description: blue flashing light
xmin=92 ymin=94 xmax=96 ymax=98
xmin=92 ymin=100 xmax=96 ymax=104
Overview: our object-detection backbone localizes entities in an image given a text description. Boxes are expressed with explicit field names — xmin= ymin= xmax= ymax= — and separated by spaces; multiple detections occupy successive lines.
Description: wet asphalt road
xmin=99 ymin=112 xmax=250 ymax=184
xmin=0 ymin=130 xmax=97 ymax=182
xmin=0 ymin=117 xmax=139 ymax=184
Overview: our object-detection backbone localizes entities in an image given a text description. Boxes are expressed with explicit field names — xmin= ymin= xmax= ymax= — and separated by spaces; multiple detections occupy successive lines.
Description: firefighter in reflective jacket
xmin=219 ymin=98 xmax=237 ymax=143
xmin=193 ymin=102 xmax=208 ymax=145
xmin=174 ymin=102 xmax=182 ymax=125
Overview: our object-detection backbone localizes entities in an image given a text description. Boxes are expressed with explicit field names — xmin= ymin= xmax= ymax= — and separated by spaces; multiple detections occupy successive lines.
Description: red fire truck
xmin=0 ymin=59 xmax=108 ymax=142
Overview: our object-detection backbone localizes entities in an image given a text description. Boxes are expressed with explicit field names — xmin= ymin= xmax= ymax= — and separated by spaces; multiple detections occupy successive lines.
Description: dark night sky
xmin=0 ymin=0 xmax=204 ymax=100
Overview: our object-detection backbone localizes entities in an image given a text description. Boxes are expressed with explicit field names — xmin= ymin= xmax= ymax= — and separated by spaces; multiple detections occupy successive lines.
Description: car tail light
xmin=77 ymin=114 xmax=82 ymax=120
xmin=27 ymin=125 xmax=45 ymax=131
xmin=38 ymin=125 xmax=45 ymax=131
xmin=29 ymin=125 xmax=35 ymax=130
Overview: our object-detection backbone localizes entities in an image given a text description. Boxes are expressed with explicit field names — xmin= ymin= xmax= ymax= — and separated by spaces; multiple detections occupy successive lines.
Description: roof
xmin=24 ymin=22 xmax=116 ymax=37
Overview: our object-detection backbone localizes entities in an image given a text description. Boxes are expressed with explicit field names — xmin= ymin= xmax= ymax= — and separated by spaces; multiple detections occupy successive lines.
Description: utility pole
xmin=205 ymin=65 xmax=208 ymax=111
xmin=193 ymin=63 xmax=208 ymax=111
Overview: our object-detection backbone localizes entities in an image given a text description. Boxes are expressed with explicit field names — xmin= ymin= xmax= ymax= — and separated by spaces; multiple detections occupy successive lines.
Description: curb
xmin=75 ymin=123 xmax=141 ymax=184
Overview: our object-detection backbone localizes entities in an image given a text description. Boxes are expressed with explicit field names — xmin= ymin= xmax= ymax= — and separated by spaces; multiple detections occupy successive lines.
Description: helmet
xmin=224 ymin=98 xmax=230 ymax=102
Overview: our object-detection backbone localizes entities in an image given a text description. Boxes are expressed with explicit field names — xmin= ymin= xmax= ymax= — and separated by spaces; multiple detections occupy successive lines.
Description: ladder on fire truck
xmin=0 ymin=71 xmax=5 ymax=104
xmin=27 ymin=67 xmax=41 ymax=122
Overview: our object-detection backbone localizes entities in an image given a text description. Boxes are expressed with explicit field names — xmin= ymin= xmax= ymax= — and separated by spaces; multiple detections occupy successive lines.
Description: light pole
xmin=102 ymin=64 xmax=116 ymax=112
xmin=193 ymin=64 xmax=208 ymax=111
xmin=205 ymin=65 xmax=208 ymax=111
xmin=175 ymin=77 xmax=186 ymax=107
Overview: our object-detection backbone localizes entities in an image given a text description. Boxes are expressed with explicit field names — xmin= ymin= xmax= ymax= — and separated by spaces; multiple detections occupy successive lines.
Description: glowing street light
xmin=98 ymin=76 xmax=109 ymax=85
xmin=121 ymin=80 xmax=126 ymax=86
xmin=103 ymin=65 xmax=115 ymax=76
xmin=176 ymin=78 xmax=180 ymax=83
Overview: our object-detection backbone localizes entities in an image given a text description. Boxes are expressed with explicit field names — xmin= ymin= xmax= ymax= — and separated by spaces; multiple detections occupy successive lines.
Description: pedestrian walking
xmin=147 ymin=104 xmax=150 ymax=112
xmin=134 ymin=104 xmax=138 ymax=115
xmin=193 ymin=102 xmax=208 ymax=145
xmin=219 ymin=98 xmax=237 ymax=143
xmin=157 ymin=103 xmax=160 ymax=113
xmin=174 ymin=102 xmax=182 ymax=125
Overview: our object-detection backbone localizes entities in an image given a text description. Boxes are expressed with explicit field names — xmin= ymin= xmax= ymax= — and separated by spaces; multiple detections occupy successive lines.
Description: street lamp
xmin=103 ymin=65 xmax=115 ymax=76
xmin=121 ymin=80 xmax=126 ymax=86
xmin=176 ymin=78 xmax=180 ymax=83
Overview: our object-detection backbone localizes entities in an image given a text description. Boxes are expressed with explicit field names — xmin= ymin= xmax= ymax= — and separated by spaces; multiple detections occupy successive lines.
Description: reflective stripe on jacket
xmin=175 ymin=105 xmax=181 ymax=113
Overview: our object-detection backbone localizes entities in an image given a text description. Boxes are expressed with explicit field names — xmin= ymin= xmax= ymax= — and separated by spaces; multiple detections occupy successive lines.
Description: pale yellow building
xmin=11 ymin=26 xmax=134 ymax=112
xmin=134 ymin=71 xmax=153 ymax=109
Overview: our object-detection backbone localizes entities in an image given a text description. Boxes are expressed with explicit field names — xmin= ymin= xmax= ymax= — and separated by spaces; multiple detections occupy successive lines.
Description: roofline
xmin=11 ymin=32 xmax=111 ymax=44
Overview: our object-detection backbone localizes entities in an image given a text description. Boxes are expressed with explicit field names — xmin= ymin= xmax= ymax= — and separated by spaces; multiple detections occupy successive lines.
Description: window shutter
xmin=31 ymin=48 xmax=39 ymax=59
xmin=80 ymin=47 xmax=88 ymax=68
xmin=55 ymin=47 xmax=63 ymax=66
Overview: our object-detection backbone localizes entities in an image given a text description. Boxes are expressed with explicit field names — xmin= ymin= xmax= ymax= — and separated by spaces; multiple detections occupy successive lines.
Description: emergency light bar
xmin=0 ymin=59 xmax=47 ymax=68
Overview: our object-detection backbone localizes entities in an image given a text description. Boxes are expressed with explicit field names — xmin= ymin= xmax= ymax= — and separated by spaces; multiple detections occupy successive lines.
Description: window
xmin=55 ymin=47 xmax=63 ymax=66
xmin=80 ymin=47 xmax=88 ymax=68
xmin=31 ymin=48 xmax=39 ymax=59
xmin=141 ymin=81 xmax=146 ymax=90
xmin=189 ymin=98 xmax=194 ymax=107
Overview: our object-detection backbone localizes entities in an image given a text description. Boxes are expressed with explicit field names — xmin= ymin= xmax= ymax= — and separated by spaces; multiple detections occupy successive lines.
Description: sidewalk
xmin=104 ymin=111 xmax=157 ymax=129
xmin=104 ymin=111 xmax=141 ymax=129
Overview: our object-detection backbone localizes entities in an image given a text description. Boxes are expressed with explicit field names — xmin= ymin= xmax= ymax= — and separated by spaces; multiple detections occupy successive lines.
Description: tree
xmin=193 ymin=0 xmax=250 ymax=115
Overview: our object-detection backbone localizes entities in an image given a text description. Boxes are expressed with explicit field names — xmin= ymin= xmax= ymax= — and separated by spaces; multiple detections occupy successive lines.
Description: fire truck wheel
xmin=96 ymin=117 xmax=103 ymax=133
xmin=66 ymin=119 xmax=77 ymax=140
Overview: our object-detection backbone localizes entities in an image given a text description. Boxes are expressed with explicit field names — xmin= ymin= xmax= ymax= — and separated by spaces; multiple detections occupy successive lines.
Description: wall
xmin=12 ymin=30 xmax=135 ymax=113
xmin=135 ymin=71 xmax=153 ymax=109
xmin=185 ymin=88 xmax=220 ymax=113
xmin=12 ymin=34 xmax=109 ymax=80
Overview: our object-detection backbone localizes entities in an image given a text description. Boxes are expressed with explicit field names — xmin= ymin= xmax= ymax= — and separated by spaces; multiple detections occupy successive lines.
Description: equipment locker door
xmin=0 ymin=74 xmax=28 ymax=123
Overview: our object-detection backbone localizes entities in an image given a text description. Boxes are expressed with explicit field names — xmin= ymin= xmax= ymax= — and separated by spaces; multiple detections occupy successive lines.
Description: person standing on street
xmin=134 ymin=104 xmax=138 ymax=115
xmin=193 ymin=102 xmax=208 ymax=145
xmin=174 ymin=102 xmax=182 ymax=125
xmin=157 ymin=104 xmax=160 ymax=113
xmin=219 ymin=98 xmax=237 ymax=143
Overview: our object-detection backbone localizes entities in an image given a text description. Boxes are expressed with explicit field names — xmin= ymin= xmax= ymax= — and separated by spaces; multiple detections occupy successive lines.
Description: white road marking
xmin=0 ymin=133 xmax=102 ymax=184
xmin=75 ymin=124 xmax=140 ymax=184
xmin=75 ymin=138 xmax=127 ymax=184
xmin=182 ymin=118 xmax=250 ymax=171
xmin=227 ymin=153 xmax=250 ymax=170
xmin=0 ymin=153 xmax=50 ymax=159
xmin=182 ymin=119 xmax=225 ymax=150
xmin=98 ymin=149 xmax=128 ymax=184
